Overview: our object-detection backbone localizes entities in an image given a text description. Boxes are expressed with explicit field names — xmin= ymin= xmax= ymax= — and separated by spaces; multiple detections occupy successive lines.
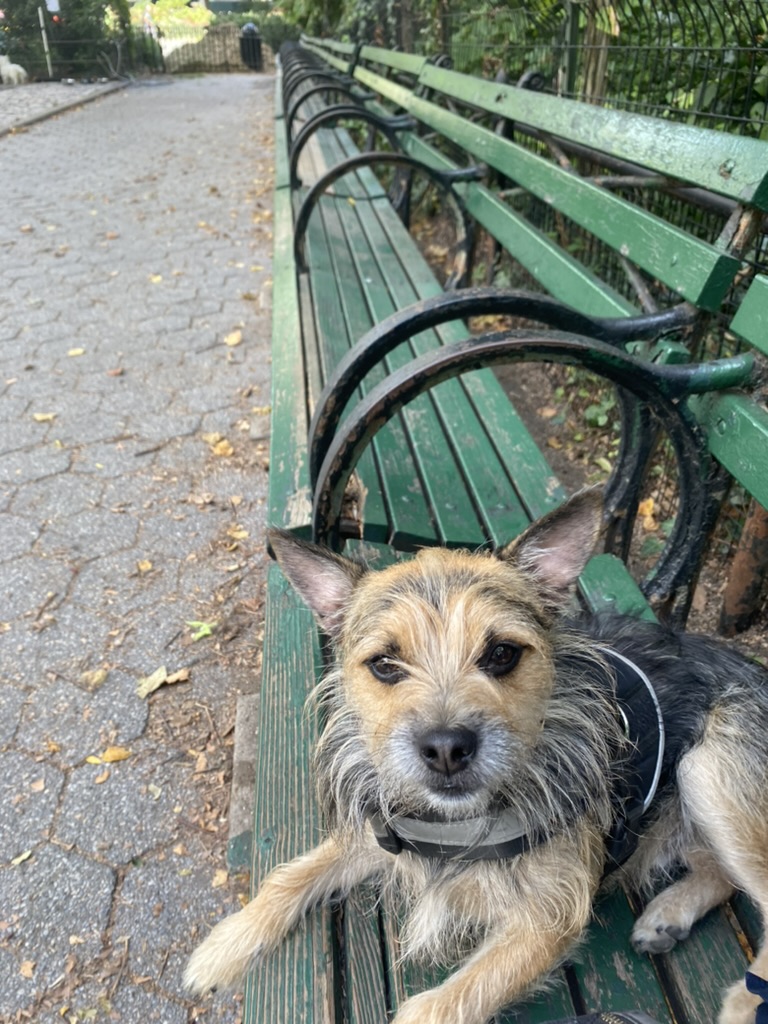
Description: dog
xmin=185 ymin=488 xmax=768 ymax=1024
xmin=0 ymin=55 xmax=29 ymax=86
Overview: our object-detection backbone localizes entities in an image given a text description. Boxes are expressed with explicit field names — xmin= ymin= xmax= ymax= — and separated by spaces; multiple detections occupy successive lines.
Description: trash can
xmin=240 ymin=23 xmax=262 ymax=71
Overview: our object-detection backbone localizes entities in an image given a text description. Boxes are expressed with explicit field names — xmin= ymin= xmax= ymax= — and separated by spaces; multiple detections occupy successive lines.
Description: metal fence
xmin=390 ymin=0 xmax=768 ymax=138
xmin=0 ymin=23 xmax=274 ymax=81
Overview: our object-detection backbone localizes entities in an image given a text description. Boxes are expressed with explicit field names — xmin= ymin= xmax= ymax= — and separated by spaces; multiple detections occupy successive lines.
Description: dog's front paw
xmin=184 ymin=908 xmax=266 ymax=996
xmin=631 ymin=900 xmax=692 ymax=954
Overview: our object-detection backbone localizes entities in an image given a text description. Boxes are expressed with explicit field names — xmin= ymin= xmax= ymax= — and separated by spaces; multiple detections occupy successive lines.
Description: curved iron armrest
xmin=293 ymin=152 xmax=482 ymax=288
xmin=285 ymin=82 xmax=375 ymax=142
xmin=310 ymin=328 xmax=756 ymax=620
xmin=288 ymin=107 xmax=416 ymax=188
xmin=308 ymin=287 xmax=697 ymax=486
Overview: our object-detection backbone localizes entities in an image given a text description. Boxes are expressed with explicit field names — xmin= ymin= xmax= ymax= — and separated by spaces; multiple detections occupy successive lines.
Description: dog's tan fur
xmin=186 ymin=491 xmax=768 ymax=1023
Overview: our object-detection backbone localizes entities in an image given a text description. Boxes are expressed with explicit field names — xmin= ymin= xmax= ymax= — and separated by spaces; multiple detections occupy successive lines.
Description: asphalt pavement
xmin=0 ymin=73 xmax=275 ymax=1023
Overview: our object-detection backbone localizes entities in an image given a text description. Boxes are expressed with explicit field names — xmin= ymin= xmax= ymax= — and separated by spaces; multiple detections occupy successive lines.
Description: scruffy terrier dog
xmin=186 ymin=489 xmax=768 ymax=1024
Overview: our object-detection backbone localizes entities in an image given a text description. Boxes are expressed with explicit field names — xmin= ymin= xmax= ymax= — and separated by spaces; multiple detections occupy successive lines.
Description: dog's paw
xmin=630 ymin=897 xmax=696 ymax=958
xmin=631 ymin=904 xmax=691 ymax=955
xmin=184 ymin=909 xmax=265 ymax=996
xmin=718 ymin=978 xmax=762 ymax=1024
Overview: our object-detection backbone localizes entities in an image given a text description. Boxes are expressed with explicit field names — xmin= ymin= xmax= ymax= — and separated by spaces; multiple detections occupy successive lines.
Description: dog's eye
xmin=480 ymin=642 xmax=523 ymax=677
xmin=366 ymin=655 xmax=406 ymax=685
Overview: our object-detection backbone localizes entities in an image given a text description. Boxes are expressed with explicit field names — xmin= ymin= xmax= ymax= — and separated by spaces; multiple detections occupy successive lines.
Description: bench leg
xmin=184 ymin=834 xmax=389 ymax=996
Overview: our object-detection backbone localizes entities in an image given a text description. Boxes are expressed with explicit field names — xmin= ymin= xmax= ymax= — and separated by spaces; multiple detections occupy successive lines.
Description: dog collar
xmin=368 ymin=647 xmax=665 ymax=866
xmin=369 ymin=806 xmax=531 ymax=861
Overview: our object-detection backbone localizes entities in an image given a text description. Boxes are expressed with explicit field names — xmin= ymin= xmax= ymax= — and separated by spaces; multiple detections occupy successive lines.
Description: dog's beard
xmin=313 ymin=635 xmax=627 ymax=842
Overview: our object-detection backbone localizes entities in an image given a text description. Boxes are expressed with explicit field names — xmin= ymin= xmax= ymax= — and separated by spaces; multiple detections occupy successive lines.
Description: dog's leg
xmin=631 ymin=849 xmax=734 ymax=954
xmin=673 ymin=741 xmax=768 ymax=1024
xmin=392 ymin=913 xmax=585 ymax=1024
xmin=184 ymin=834 xmax=389 ymax=995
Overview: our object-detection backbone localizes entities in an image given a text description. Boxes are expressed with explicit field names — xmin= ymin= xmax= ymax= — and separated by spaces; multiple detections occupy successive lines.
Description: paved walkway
xmin=0 ymin=74 xmax=275 ymax=1023
xmin=0 ymin=80 xmax=125 ymax=137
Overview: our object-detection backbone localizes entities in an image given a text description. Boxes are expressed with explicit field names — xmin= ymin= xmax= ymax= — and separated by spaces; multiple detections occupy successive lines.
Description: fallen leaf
xmin=136 ymin=559 xmax=153 ymax=574
xmin=226 ymin=525 xmax=248 ymax=540
xmin=211 ymin=438 xmax=234 ymax=457
xmin=94 ymin=768 xmax=110 ymax=784
xmin=638 ymin=498 xmax=655 ymax=518
xmin=251 ymin=404 xmax=271 ymax=416
xmin=201 ymin=432 xmax=222 ymax=445
xmin=67 ymin=347 xmax=85 ymax=357
xmin=230 ymin=495 xmax=243 ymax=507
xmin=105 ymin=231 xmax=119 ymax=240
xmin=594 ymin=456 xmax=612 ymax=473
xmin=79 ymin=668 xmax=108 ymax=691
xmin=11 ymin=850 xmax=33 ymax=866
xmin=136 ymin=665 xmax=168 ymax=699
xmin=0 ymin=622 xmax=10 ymax=633
xmin=69 ymin=934 xmax=85 ymax=946
xmin=20 ymin=224 xmax=34 ymax=233
xmin=45 ymin=740 xmax=60 ymax=754
xmin=547 ymin=436 xmax=563 ymax=450
xmin=194 ymin=753 xmax=208 ymax=773
xmin=20 ymin=960 xmax=35 ymax=979
xmin=101 ymin=746 xmax=131 ymax=763
xmin=224 ymin=329 xmax=243 ymax=348
xmin=212 ymin=869 xmax=228 ymax=888
xmin=166 ymin=668 xmax=190 ymax=684
xmin=148 ymin=783 xmax=162 ymax=801
xmin=186 ymin=621 xmax=217 ymax=641
xmin=149 ymin=274 xmax=163 ymax=284
xmin=33 ymin=412 xmax=56 ymax=423
xmin=106 ymin=367 xmax=124 ymax=377
xmin=537 ymin=406 xmax=558 ymax=419
xmin=30 ymin=779 xmax=45 ymax=793
xmin=85 ymin=755 xmax=102 ymax=765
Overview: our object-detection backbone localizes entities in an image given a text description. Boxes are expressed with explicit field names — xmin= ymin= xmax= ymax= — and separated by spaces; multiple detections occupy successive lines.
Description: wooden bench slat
xmin=730 ymin=273 xmax=768 ymax=355
xmin=417 ymin=63 xmax=768 ymax=210
xmin=400 ymin=133 xmax=636 ymax=317
xmin=244 ymin=567 xmax=335 ymax=1023
xmin=690 ymin=391 xmax=768 ymax=510
xmin=569 ymin=890 xmax=674 ymax=1022
xmin=663 ymin=905 xmax=749 ymax=1024
xmin=354 ymin=66 xmax=741 ymax=310
xmin=358 ymin=45 xmax=428 ymax=76
xmin=269 ymin=187 xmax=312 ymax=530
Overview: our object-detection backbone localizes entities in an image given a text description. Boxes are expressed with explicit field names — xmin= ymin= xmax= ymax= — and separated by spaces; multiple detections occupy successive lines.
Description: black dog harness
xmin=369 ymin=648 xmax=665 ymax=867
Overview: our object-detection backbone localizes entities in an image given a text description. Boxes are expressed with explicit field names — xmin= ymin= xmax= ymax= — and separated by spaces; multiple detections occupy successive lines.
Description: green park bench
xmin=238 ymin=38 xmax=768 ymax=1024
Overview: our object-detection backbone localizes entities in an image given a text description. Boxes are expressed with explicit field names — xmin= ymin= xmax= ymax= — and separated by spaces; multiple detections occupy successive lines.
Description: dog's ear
xmin=267 ymin=529 xmax=366 ymax=636
xmin=497 ymin=488 xmax=603 ymax=604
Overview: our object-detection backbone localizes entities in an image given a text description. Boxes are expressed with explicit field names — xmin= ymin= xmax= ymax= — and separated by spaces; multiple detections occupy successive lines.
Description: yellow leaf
xmin=212 ymin=438 xmax=234 ymax=457
xmin=212 ymin=869 xmax=228 ymax=888
xmin=166 ymin=668 xmax=190 ymax=684
xmin=11 ymin=849 xmax=33 ymax=866
xmin=30 ymin=779 xmax=45 ymax=793
xmin=226 ymin=525 xmax=248 ymax=540
xmin=224 ymin=329 xmax=243 ymax=347
xmin=638 ymin=497 xmax=655 ymax=518
xmin=136 ymin=666 xmax=168 ymax=699
xmin=230 ymin=495 xmax=243 ymax=507
xmin=94 ymin=768 xmax=110 ymax=784
xmin=149 ymin=274 xmax=163 ymax=284
xmin=45 ymin=740 xmax=61 ymax=754
xmin=67 ymin=347 xmax=85 ymax=357
xmin=101 ymin=745 xmax=131 ymax=763
xmin=347 ymin=196 xmax=356 ymax=207
xmin=201 ymin=431 xmax=222 ymax=445
xmin=33 ymin=412 xmax=56 ymax=423
xmin=85 ymin=755 xmax=102 ymax=765
xmin=251 ymin=404 xmax=271 ymax=416
xmin=148 ymin=783 xmax=162 ymax=801
xmin=79 ymin=668 xmax=108 ymax=691
xmin=136 ymin=559 xmax=153 ymax=574
xmin=547 ymin=436 xmax=563 ymax=450
xmin=20 ymin=960 xmax=35 ymax=979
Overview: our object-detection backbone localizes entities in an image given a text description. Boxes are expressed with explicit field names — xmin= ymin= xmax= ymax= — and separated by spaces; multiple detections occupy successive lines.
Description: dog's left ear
xmin=497 ymin=488 xmax=603 ymax=604
xmin=267 ymin=528 xmax=366 ymax=637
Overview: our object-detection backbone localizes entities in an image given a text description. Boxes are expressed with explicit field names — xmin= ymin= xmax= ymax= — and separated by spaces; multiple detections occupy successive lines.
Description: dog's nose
xmin=418 ymin=727 xmax=477 ymax=776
